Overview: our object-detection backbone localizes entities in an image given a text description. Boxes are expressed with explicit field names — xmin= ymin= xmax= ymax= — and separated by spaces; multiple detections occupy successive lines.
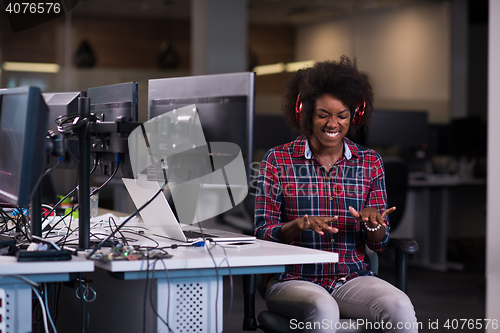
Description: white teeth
xmin=325 ymin=132 xmax=339 ymax=138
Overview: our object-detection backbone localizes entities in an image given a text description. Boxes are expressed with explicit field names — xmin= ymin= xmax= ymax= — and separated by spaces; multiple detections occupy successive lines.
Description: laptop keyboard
xmin=183 ymin=230 xmax=219 ymax=239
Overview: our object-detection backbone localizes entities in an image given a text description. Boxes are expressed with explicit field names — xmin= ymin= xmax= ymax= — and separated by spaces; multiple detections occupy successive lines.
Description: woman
xmin=254 ymin=57 xmax=418 ymax=332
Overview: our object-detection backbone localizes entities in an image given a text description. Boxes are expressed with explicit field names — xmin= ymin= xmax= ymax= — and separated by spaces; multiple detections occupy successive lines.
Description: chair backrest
xmin=383 ymin=157 xmax=408 ymax=233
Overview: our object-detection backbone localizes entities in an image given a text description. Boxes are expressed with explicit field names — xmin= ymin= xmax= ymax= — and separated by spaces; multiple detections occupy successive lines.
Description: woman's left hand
xmin=348 ymin=206 xmax=395 ymax=230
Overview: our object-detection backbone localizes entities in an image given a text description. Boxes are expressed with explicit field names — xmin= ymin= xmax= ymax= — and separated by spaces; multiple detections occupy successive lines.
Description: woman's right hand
xmin=299 ymin=214 xmax=339 ymax=235
xmin=280 ymin=214 xmax=338 ymax=243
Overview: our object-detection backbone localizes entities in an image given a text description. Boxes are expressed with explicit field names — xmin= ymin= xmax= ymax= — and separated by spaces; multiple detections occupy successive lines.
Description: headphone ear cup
xmin=352 ymin=101 xmax=365 ymax=125
xmin=295 ymin=95 xmax=303 ymax=124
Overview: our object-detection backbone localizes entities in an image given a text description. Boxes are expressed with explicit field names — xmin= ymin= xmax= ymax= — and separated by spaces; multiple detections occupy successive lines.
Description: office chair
xmin=383 ymin=157 xmax=408 ymax=233
xmin=382 ymin=157 xmax=417 ymax=291
xmin=242 ymin=157 xmax=418 ymax=332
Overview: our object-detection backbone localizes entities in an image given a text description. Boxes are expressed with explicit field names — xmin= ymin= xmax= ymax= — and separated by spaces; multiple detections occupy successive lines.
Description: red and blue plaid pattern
xmin=254 ymin=135 xmax=390 ymax=292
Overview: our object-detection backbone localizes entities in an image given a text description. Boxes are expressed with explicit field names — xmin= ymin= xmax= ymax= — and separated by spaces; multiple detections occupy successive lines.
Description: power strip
xmin=0 ymin=287 xmax=6 ymax=333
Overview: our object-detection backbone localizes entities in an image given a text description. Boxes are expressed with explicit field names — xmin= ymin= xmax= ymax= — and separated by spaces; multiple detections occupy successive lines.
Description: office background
xmin=1 ymin=0 xmax=499 ymax=330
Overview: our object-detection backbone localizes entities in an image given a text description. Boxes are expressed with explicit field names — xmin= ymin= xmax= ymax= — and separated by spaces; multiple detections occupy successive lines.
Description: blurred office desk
xmin=401 ymin=176 xmax=486 ymax=271
xmin=91 ymin=236 xmax=338 ymax=333
xmin=0 ymin=254 xmax=93 ymax=333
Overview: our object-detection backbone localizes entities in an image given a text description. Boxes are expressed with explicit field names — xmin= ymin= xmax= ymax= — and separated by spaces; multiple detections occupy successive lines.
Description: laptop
xmin=122 ymin=175 xmax=256 ymax=243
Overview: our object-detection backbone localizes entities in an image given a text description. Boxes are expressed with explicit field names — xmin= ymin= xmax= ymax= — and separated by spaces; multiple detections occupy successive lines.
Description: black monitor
xmin=365 ymin=110 xmax=430 ymax=149
xmin=87 ymin=82 xmax=139 ymax=178
xmin=0 ymin=86 xmax=49 ymax=208
xmin=253 ymin=114 xmax=298 ymax=154
xmin=42 ymin=91 xmax=85 ymax=169
xmin=148 ymin=72 xmax=255 ymax=182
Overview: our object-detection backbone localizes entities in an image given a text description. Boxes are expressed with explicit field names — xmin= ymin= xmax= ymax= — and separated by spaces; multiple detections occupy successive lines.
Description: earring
xmin=295 ymin=94 xmax=303 ymax=124
xmin=353 ymin=101 xmax=365 ymax=125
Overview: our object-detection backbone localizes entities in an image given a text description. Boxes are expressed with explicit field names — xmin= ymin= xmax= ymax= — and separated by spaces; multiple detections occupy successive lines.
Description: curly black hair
xmin=282 ymin=56 xmax=373 ymax=139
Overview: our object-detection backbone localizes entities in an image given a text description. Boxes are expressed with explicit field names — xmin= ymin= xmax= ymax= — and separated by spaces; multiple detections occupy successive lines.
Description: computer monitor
xmin=365 ymin=110 xmax=430 ymax=149
xmin=0 ymin=86 xmax=49 ymax=208
xmin=253 ymin=114 xmax=298 ymax=154
xmin=148 ymin=72 xmax=255 ymax=182
xmin=87 ymin=82 xmax=139 ymax=178
xmin=42 ymin=91 xmax=85 ymax=169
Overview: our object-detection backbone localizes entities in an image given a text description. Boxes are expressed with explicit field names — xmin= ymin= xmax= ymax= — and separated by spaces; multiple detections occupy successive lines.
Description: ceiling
xmin=72 ymin=0 xmax=431 ymax=25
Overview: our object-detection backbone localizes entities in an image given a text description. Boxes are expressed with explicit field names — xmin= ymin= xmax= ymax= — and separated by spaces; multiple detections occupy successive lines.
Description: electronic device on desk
xmin=93 ymin=244 xmax=172 ymax=262
xmin=0 ymin=86 xmax=49 ymax=208
xmin=42 ymin=91 xmax=86 ymax=170
xmin=16 ymin=235 xmax=72 ymax=262
xmin=147 ymin=73 xmax=255 ymax=231
xmin=87 ymin=81 xmax=139 ymax=179
xmin=148 ymin=72 xmax=254 ymax=184
xmin=122 ymin=175 xmax=256 ymax=243
xmin=0 ymin=86 xmax=83 ymax=240
xmin=61 ymin=82 xmax=142 ymax=250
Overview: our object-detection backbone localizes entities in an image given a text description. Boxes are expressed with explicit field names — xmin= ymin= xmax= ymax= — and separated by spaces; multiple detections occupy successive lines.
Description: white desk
xmin=90 ymin=236 xmax=338 ymax=333
xmin=0 ymin=255 xmax=94 ymax=333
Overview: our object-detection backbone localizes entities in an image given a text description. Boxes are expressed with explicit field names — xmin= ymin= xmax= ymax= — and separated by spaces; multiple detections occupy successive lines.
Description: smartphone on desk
xmin=219 ymin=241 xmax=259 ymax=248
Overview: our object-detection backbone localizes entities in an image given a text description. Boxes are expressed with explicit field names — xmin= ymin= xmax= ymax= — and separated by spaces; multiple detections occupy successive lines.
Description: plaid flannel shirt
xmin=254 ymin=135 xmax=390 ymax=293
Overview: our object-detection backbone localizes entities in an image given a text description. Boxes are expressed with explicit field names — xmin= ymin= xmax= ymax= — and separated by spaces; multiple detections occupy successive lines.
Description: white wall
xmin=296 ymin=1 xmax=451 ymax=123
xmin=487 ymin=1 xmax=500 ymax=329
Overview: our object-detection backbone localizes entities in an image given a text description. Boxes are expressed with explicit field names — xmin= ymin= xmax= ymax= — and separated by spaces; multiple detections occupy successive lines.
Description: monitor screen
xmin=0 ymin=86 xmax=49 ymax=208
xmin=253 ymin=114 xmax=298 ymax=153
xmin=148 ymin=72 xmax=255 ymax=182
xmin=88 ymin=82 xmax=139 ymax=178
xmin=365 ymin=110 xmax=430 ymax=149
xmin=43 ymin=91 xmax=85 ymax=169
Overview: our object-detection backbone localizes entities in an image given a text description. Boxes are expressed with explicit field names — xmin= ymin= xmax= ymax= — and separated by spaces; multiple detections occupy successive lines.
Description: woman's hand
xmin=300 ymin=214 xmax=339 ymax=235
xmin=349 ymin=206 xmax=395 ymax=242
xmin=348 ymin=206 xmax=394 ymax=227
xmin=280 ymin=214 xmax=339 ymax=243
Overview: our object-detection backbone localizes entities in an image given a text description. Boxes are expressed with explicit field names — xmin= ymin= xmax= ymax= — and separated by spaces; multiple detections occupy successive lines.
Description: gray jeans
xmin=265 ymin=276 xmax=418 ymax=333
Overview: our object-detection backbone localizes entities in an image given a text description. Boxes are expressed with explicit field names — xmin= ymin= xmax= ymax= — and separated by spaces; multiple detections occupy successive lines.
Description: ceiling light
xmin=253 ymin=60 xmax=316 ymax=76
xmin=285 ymin=60 xmax=315 ymax=72
xmin=2 ymin=62 xmax=60 ymax=73
xmin=253 ymin=62 xmax=286 ymax=76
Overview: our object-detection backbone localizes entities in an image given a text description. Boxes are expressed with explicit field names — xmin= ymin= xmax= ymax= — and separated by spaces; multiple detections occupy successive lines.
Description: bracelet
xmin=364 ymin=221 xmax=382 ymax=232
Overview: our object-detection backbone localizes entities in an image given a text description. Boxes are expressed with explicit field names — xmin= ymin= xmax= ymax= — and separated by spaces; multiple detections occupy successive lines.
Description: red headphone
xmin=353 ymin=101 xmax=365 ymax=125
xmin=295 ymin=94 xmax=303 ymax=124
xmin=296 ymin=95 xmax=365 ymax=125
